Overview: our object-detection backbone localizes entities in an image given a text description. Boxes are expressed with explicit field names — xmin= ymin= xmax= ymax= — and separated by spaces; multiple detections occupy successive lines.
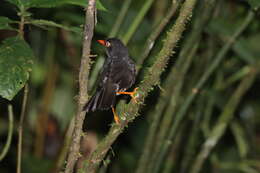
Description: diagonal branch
xmin=82 ymin=0 xmax=198 ymax=172
xmin=64 ymin=0 xmax=96 ymax=173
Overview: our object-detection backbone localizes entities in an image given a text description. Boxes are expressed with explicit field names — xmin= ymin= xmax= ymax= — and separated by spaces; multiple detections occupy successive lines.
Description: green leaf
xmin=0 ymin=16 xmax=17 ymax=30
xmin=5 ymin=0 xmax=22 ymax=8
xmin=0 ymin=36 xmax=34 ymax=100
xmin=246 ymin=0 xmax=260 ymax=9
xmin=232 ymin=38 xmax=256 ymax=64
xmin=6 ymin=0 xmax=106 ymax=11
xmin=31 ymin=0 xmax=106 ymax=11
xmin=29 ymin=19 xmax=82 ymax=33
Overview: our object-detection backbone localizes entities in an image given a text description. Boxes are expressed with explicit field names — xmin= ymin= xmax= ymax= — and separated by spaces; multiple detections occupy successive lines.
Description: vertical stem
xmin=19 ymin=15 xmax=25 ymax=37
xmin=16 ymin=3 xmax=28 ymax=172
xmin=64 ymin=1 xmax=96 ymax=173
xmin=17 ymin=84 xmax=29 ymax=173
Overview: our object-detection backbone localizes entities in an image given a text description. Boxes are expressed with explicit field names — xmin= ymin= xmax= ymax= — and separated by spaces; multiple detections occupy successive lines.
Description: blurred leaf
xmin=246 ymin=0 xmax=260 ymax=9
xmin=29 ymin=19 xmax=82 ymax=33
xmin=218 ymin=66 xmax=251 ymax=89
xmin=30 ymin=62 xmax=47 ymax=86
xmin=232 ymin=38 xmax=256 ymax=64
xmin=207 ymin=18 xmax=237 ymax=36
xmin=29 ymin=0 xmax=107 ymax=11
xmin=0 ymin=36 xmax=34 ymax=100
xmin=5 ymin=0 xmax=24 ymax=8
xmin=51 ymin=85 xmax=75 ymax=130
xmin=207 ymin=18 xmax=260 ymax=63
xmin=247 ymin=33 xmax=260 ymax=56
xmin=0 ymin=16 xmax=17 ymax=30
xmin=23 ymin=154 xmax=53 ymax=173
xmin=6 ymin=0 xmax=106 ymax=11
xmin=230 ymin=121 xmax=249 ymax=158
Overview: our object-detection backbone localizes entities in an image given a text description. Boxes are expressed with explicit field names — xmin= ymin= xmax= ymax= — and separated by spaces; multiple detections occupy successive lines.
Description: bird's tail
xmin=83 ymin=83 xmax=117 ymax=112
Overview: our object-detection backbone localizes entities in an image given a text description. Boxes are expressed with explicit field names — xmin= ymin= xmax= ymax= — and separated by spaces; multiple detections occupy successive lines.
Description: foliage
xmin=0 ymin=0 xmax=260 ymax=173
xmin=0 ymin=37 xmax=33 ymax=100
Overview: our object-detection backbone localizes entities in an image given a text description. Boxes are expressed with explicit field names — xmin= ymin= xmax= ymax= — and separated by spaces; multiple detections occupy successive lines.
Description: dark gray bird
xmin=83 ymin=38 xmax=137 ymax=124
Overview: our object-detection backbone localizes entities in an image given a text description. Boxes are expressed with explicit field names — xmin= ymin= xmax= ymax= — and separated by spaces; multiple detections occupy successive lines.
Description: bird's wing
xmin=109 ymin=58 xmax=136 ymax=91
xmin=83 ymin=59 xmax=117 ymax=112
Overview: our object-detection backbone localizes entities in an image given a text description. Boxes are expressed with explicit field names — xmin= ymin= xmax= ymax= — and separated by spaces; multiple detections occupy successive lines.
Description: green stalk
xmin=122 ymin=0 xmax=155 ymax=44
xmin=190 ymin=65 xmax=258 ymax=173
xmin=178 ymin=95 xmax=205 ymax=173
xmin=154 ymin=10 xmax=255 ymax=173
xmin=109 ymin=0 xmax=133 ymax=38
xmin=149 ymin=42 xmax=199 ymax=173
xmin=149 ymin=1 xmax=217 ymax=171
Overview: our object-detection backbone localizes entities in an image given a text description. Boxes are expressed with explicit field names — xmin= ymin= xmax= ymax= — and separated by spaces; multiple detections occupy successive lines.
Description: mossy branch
xmin=64 ymin=0 xmax=96 ymax=173
xmin=82 ymin=0 xmax=198 ymax=172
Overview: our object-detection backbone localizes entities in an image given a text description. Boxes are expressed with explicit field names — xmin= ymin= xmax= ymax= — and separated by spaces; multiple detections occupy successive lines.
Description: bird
xmin=83 ymin=38 xmax=137 ymax=124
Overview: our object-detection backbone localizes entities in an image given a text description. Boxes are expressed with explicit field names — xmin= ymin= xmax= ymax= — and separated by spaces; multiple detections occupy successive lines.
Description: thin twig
xmin=0 ymin=105 xmax=14 ymax=161
xmin=16 ymin=4 xmax=28 ymax=172
xmin=18 ymin=4 xmax=25 ymax=38
xmin=17 ymin=84 xmax=29 ymax=173
xmin=82 ymin=0 xmax=197 ymax=172
xmin=64 ymin=1 xmax=96 ymax=173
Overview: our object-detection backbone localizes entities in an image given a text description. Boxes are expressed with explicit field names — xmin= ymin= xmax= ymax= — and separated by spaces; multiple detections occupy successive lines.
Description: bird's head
xmin=97 ymin=38 xmax=129 ymax=58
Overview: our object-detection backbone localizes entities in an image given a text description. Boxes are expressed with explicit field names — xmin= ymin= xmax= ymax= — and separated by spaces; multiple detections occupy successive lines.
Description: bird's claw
xmin=116 ymin=87 xmax=139 ymax=103
xmin=112 ymin=107 xmax=120 ymax=124
xmin=130 ymin=87 xmax=139 ymax=103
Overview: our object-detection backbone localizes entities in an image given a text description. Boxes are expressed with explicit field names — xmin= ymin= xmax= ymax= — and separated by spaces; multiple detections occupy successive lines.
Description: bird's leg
xmin=116 ymin=87 xmax=138 ymax=103
xmin=112 ymin=107 xmax=120 ymax=124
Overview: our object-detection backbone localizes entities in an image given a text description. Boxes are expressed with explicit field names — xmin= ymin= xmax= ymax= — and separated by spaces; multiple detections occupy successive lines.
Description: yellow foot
xmin=117 ymin=87 xmax=139 ymax=103
xmin=112 ymin=107 xmax=120 ymax=124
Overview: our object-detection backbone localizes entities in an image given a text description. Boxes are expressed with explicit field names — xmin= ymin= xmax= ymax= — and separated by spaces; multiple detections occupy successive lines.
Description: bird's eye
xmin=105 ymin=41 xmax=111 ymax=47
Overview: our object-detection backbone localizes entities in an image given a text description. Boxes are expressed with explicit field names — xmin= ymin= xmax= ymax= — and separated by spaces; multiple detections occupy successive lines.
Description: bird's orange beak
xmin=97 ymin=40 xmax=111 ymax=47
xmin=97 ymin=40 xmax=106 ymax=46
